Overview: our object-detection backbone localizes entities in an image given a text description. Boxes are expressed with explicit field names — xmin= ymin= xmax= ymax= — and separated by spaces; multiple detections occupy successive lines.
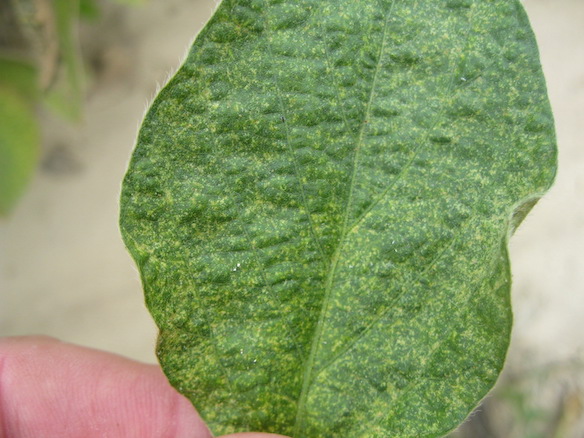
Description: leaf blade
xmin=120 ymin=0 xmax=556 ymax=436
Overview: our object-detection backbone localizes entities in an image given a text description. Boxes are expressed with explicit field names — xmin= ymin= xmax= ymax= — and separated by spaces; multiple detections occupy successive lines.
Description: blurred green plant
xmin=0 ymin=58 xmax=40 ymax=215
xmin=0 ymin=0 xmax=142 ymax=216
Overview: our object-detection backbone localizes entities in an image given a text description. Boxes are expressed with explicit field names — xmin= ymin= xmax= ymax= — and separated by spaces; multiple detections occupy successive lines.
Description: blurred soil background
xmin=0 ymin=0 xmax=583 ymax=436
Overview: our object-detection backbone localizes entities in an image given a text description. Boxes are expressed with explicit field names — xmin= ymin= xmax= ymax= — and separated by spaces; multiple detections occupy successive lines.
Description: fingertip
xmin=0 ymin=334 xmax=61 ymax=349
xmin=0 ymin=336 xmax=211 ymax=438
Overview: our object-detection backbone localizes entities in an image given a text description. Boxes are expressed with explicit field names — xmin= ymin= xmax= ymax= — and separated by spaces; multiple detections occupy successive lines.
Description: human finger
xmin=0 ymin=336 xmax=211 ymax=438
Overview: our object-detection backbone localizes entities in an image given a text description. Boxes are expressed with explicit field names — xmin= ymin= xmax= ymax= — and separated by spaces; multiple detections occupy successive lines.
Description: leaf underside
xmin=120 ymin=0 xmax=556 ymax=437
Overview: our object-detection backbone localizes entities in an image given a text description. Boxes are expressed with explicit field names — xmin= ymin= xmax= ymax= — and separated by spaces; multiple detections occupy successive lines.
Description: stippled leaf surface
xmin=120 ymin=1 xmax=556 ymax=437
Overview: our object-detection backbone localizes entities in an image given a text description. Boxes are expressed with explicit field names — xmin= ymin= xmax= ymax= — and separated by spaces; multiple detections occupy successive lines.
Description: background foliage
xmin=0 ymin=0 xmax=142 ymax=215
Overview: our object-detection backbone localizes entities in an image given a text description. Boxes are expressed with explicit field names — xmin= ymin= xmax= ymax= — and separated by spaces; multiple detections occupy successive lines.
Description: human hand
xmin=0 ymin=336 xmax=290 ymax=438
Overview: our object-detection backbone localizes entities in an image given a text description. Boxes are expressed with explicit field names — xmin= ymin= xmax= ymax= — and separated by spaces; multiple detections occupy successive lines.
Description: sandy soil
xmin=1 ymin=0 xmax=582 ymax=406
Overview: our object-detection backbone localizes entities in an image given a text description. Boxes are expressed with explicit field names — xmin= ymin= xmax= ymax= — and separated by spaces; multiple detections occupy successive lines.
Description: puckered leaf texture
xmin=120 ymin=1 xmax=556 ymax=436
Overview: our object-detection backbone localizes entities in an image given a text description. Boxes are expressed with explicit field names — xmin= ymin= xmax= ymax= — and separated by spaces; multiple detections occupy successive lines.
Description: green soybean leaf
xmin=120 ymin=0 xmax=556 ymax=436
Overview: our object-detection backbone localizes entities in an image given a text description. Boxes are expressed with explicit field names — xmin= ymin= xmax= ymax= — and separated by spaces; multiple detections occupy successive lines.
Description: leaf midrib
xmin=291 ymin=3 xmax=396 ymax=434
xmin=287 ymin=2 xmax=486 ymax=432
